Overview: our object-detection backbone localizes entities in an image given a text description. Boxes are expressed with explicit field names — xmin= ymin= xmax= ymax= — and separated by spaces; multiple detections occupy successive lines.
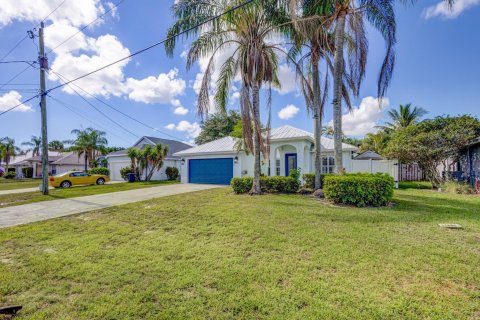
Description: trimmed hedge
xmin=323 ymin=173 xmax=394 ymax=207
xmin=231 ymin=176 xmax=300 ymax=194
xmin=88 ymin=167 xmax=109 ymax=176
xmin=302 ymin=173 xmax=330 ymax=189
xmin=165 ymin=167 xmax=179 ymax=180
xmin=4 ymin=171 xmax=16 ymax=179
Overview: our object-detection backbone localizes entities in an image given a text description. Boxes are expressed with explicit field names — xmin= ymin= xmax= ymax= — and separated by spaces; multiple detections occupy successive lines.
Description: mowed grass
xmin=0 ymin=178 xmax=42 ymax=191
xmin=1 ymin=188 xmax=479 ymax=319
xmin=0 ymin=180 xmax=179 ymax=208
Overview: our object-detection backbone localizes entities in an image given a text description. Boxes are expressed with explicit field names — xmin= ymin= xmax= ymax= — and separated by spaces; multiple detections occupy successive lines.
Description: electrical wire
xmin=0 ymin=34 xmax=29 ymax=63
xmin=39 ymin=0 xmax=68 ymax=25
xmin=51 ymin=70 xmax=185 ymax=141
xmin=50 ymin=95 xmax=135 ymax=144
xmin=47 ymin=0 xmax=127 ymax=55
xmin=0 ymin=0 xmax=254 ymax=116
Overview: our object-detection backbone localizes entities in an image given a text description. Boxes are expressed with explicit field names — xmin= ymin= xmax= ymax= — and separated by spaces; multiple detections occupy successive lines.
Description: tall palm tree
xmin=69 ymin=128 xmax=108 ymax=171
xmin=22 ymin=136 xmax=42 ymax=157
xmin=382 ymin=103 xmax=427 ymax=131
xmin=0 ymin=137 xmax=20 ymax=170
xmin=166 ymin=0 xmax=288 ymax=194
xmin=48 ymin=140 xmax=65 ymax=151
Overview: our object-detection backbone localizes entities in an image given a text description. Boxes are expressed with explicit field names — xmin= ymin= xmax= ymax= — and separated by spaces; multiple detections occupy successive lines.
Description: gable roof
xmin=51 ymin=152 xmax=86 ymax=165
xmin=174 ymin=125 xmax=357 ymax=156
xmin=353 ymin=150 xmax=383 ymax=160
xmin=106 ymin=136 xmax=192 ymax=160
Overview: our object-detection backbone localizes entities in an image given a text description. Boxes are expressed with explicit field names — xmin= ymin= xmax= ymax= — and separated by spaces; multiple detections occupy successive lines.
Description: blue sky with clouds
xmin=0 ymin=0 xmax=479 ymax=148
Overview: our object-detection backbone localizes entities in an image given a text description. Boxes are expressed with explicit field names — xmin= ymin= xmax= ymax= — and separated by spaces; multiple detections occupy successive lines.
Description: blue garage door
xmin=189 ymin=158 xmax=233 ymax=185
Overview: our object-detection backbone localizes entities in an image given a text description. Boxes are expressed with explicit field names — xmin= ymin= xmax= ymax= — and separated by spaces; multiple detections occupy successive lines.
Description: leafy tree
xmin=48 ymin=140 xmax=65 ymax=151
xmin=0 ymin=137 xmax=20 ymax=170
xmin=380 ymin=103 xmax=428 ymax=132
xmin=68 ymin=128 xmax=108 ymax=171
xmin=104 ymin=146 xmax=124 ymax=154
xmin=22 ymin=136 xmax=42 ymax=156
xmin=127 ymin=147 xmax=141 ymax=178
xmin=127 ymin=144 xmax=169 ymax=181
xmin=195 ymin=110 xmax=241 ymax=145
xmin=166 ymin=0 xmax=288 ymax=194
xmin=360 ymin=131 xmax=390 ymax=154
xmin=385 ymin=115 xmax=480 ymax=187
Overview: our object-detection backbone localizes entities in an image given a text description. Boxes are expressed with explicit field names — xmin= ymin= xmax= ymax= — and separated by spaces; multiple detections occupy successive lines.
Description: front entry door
xmin=285 ymin=153 xmax=297 ymax=176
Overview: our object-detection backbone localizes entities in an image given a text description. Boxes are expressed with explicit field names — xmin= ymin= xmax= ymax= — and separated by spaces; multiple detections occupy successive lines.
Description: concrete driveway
xmin=0 ymin=183 xmax=222 ymax=228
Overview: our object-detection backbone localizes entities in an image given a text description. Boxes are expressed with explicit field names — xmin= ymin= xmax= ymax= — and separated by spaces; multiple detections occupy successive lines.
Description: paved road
xmin=0 ymin=184 xmax=221 ymax=228
xmin=0 ymin=181 xmax=125 ymax=195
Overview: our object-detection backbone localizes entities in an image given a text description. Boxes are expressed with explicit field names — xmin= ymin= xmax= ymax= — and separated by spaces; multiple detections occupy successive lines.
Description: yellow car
xmin=49 ymin=171 xmax=110 ymax=188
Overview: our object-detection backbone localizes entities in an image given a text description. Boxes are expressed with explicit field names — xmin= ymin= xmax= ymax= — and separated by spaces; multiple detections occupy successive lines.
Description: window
xmin=322 ymin=156 xmax=335 ymax=173
xmin=276 ymin=159 xmax=280 ymax=176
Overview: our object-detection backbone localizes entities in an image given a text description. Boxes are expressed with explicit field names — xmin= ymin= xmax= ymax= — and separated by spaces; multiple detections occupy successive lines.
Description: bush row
xmin=87 ymin=167 xmax=110 ymax=176
xmin=231 ymin=176 xmax=300 ymax=194
xmin=302 ymin=173 xmax=331 ymax=189
xmin=323 ymin=173 xmax=394 ymax=207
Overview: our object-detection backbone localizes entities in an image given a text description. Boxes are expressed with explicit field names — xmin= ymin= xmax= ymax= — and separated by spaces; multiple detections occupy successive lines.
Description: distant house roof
xmin=353 ymin=150 xmax=384 ymax=160
xmin=174 ymin=125 xmax=357 ymax=156
xmin=106 ymin=137 xmax=191 ymax=160
xmin=51 ymin=152 xmax=85 ymax=165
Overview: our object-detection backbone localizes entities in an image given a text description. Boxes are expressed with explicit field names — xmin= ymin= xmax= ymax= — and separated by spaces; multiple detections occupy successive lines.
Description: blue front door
xmin=189 ymin=158 xmax=234 ymax=185
xmin=285 ymin=153 xmax=297 ymax=176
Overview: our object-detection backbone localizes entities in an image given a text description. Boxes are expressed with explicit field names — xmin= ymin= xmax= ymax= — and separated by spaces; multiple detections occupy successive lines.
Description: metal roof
xmin=174 ymin=125 xmax=357 ymax=156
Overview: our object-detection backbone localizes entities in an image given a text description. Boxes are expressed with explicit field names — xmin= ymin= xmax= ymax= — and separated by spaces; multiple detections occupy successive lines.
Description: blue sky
xmin=0 ymin=0 xmax=479 ymax=148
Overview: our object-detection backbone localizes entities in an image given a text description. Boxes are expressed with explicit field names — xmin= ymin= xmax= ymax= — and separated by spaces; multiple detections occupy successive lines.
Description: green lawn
xmin=1 ymin=188 xmax=479 ymax=319
xmin=0 ymin=180 xmax=178 ymax=208
xmin=0 ymin=178 xmax=42 ymax=191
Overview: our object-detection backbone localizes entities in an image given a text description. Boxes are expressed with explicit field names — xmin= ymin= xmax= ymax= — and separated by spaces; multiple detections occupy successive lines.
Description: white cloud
xmin=0 ymin=91 xmax=33 ymax=112
xmin=273 ymin=64 xmax=297 ymax=95
xmin=166 ymin=120 xmax=201 ymax=139
xmin=174 ymin=106 xmax=189 ymax=115
xmin=126 ymin=69 xmax=186 ymax=104
xmin=278 ymin=104 xmax=300 ymax=120
xmin=424 ymin=0 xmax=480 ymax=19
xmin=328 ymin=96 xmax=389 ymax=136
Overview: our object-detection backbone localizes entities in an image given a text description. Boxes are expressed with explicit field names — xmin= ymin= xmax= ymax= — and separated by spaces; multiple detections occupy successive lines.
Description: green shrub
xmin=288 ymin=168 xmax=301 ymax=181
xmin=165 ymin=167 xmax=179 ymax=180
xmin=442 ymin=181 xmax=474 ymax=195
xmin=88 ymin=167 xmax=109 ymax=176
xmin=231 ymin=176 xmax=300 ymax=194
xmin=22 ymin=167 xmax=33 ymax=178
xmin=4 ymin=171 xmax=16 ymax=179
xmin=302 ymin=173 xmax=330 ymax=189
xmin=323 ymin=173 xmax=394 ymax=207
xmin=120 ymin=167 xmax=133 ymax=181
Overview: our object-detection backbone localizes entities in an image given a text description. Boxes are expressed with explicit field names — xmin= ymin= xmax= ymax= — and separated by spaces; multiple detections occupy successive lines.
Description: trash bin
xmin=127 ymin=173 xmax=136 ymax=183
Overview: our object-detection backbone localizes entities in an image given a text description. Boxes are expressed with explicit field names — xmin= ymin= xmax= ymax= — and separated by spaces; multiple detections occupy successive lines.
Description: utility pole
xmin=39 ymin=22 xmax=49 ymax=195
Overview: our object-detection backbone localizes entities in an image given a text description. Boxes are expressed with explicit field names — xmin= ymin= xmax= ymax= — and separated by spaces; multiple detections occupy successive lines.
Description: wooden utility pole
xmin=39 ymin=22 xmax=49 ymax=195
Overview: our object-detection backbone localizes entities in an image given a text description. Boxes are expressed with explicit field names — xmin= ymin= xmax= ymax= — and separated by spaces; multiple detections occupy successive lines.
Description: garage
xmin=189 ymin=158 xmax=233 ymax=185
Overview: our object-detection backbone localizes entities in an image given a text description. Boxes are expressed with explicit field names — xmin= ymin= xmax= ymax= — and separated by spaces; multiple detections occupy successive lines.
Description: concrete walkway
xmin=0 ymin=181 xmax=125 ymax=195
xmin=0 ymin=184 xmax=221 ymax=228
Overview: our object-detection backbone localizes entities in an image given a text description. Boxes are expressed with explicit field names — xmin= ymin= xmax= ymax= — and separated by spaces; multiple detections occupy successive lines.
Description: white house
xmin=10 ymin=151 xmax=87 ymax=178
xmin=174 ymin=125 xmax=359 ymax=185
xmin=106 ymin=136 xmax=192 ymax=181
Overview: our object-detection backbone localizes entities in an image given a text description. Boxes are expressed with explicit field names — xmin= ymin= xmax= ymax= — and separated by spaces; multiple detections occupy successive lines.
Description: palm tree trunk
xmin=250 ymin=81 xmax=262 ymax=195
xmin=332 ymin=9 xmax=347 ymax=174
xmin=84 ymin=153 xmax=88 ymax=172
xmin=312 ymin=58 xmax=322 ymax=190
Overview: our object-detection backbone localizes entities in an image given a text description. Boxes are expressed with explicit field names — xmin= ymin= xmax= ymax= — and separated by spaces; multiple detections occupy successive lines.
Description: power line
xmin=0 ymin=0 xmax=254 ymax=116
xmin=51 ymin=72 xmax=139 ymax=139
xmin=0 ymin=64 xmax=37 ymax=91
xmin=47 ymin=0 xmax=254 ymax=93
xmin=40 ymin=0 xmax=68 ymax=25
xmin=47 ymin=0 xmax=127 ymax=55
xmin=49 ymin=95 xmax=135 ymax=144
xmin=0 ymin=94 xmax=39 ymax=116
xmin=0 ymin=60 xmax=37 ymax=64
xmin=0 ymin=35 xmax=29 ymax=63
xmin=50 ymin=70 xmax=185 ymax=141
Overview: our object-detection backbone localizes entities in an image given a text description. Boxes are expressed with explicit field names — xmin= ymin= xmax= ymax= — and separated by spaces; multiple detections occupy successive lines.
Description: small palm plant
xmin=22 ymin=136 xmax=42 ymax=157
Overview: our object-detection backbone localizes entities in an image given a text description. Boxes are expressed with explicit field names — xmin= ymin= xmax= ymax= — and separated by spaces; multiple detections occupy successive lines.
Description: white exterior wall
xmin=107 ymin=156 xmax=180 ymax=181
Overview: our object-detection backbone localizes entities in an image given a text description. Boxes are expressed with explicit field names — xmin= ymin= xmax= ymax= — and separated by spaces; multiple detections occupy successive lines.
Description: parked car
xmin=49 ymin=171 xmax=110 ymax=188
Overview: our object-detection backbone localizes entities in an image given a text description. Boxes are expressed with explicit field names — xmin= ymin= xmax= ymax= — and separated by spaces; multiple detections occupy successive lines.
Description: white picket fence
xmin=350 ymin=159 xmax=399 ymax=187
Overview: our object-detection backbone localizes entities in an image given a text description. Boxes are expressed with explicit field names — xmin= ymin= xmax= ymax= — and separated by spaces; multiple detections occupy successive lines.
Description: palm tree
xmin=22 ymin=136 xmax=42 ymax=156
xmin=360 ymin=131 xmax=390 ymax=155
xmin=0 ymin=137 xmax=20 ymax=170
xmin=48 ymin=140 xmax=65 ymax=151
xmin=166 ymin=0 xmax=288 ymax=194
xmin=145 ymin=144 xmax=169 ymax=181
xmin=382 ymin=103 xmax=427 ymax=131
xmin=68 ymin=128 xmax=108 ymax=171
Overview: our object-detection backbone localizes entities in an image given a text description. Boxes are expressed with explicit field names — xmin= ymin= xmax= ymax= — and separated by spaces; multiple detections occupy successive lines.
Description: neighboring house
xmin=174 ymin=125 xmax=359 ymax=185
xmin=11 ymin=151 xmax=88 ymax=178
xmin=457 ymin=136 xmax=480 ymax=185
xmin=353 ymin=150 xmax=383 ymax=160
xmin=105 ymin=136 xmax=192 ymax=181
